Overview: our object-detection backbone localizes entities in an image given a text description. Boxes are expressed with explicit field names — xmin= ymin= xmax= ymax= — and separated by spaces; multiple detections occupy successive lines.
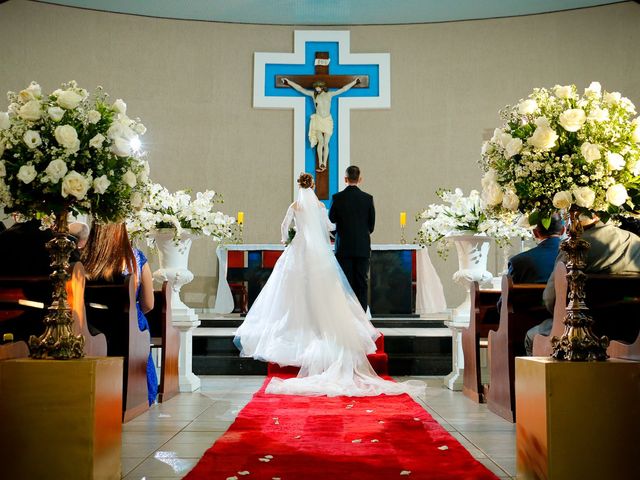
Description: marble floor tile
xmin=123 ymin=455 xmax=199 ymax=479
xmin=168 ymin=430 xmax=229 ymax=444
xmin=152 ymin=441 xmax=217 ymax=458
xmin=123 ymin=420 xmax=191 ymax=433
xmin=491 ymin=455 xmax=517 ymax=476
xmin=120 ymin=431 xmax=176 ymax=445
xmin=182 ymin=420 xmax=234 ymax=431
xmin=121 ymin=442 xmax=164 ymax=459
xmin=160 ymin=436 xmax=225 ymax=453
xmin=446 ymin=418 xmax=517 ymax=432
xmin=121 ymin=457 xmax=145 ymax=477
xmin=475 ymin=457 xmax=512 ymax=478
xmin=460 ymin=430 xmax=517 ymax=458
xmin=448 ymin=431 xmax=487 ymax=459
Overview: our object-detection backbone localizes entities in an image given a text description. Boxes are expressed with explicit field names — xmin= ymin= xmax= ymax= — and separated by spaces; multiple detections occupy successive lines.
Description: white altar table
xmin=213 ymin=244 xmax=446 ymax=316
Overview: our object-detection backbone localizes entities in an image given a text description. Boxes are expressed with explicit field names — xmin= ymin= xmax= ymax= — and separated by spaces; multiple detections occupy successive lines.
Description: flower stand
xmin=444 ymin=235 xmax=493 ymax=390
xmin=152 ymin=230 xmax=201 ymax=393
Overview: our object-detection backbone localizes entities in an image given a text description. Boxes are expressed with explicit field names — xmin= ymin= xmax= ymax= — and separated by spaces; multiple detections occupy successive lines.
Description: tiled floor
xmin=121 ymin=376 xmax=515 ymax=479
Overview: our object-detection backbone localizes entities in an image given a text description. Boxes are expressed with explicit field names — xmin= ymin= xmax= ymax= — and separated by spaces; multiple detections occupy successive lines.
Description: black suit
xmin=329 ymin=185 xmax=375 ymax=310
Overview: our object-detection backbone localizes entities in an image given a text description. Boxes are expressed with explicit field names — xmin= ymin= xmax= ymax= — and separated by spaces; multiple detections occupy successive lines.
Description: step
xmin=198 ymin=318 xmax=447 ymax=329
xmin=193 ymin=338 xmax=451 ymax=377
xmin=197 ymin=312 xmax=450 ymax=330
xmin=193 ymin=331 xmax=450 ymax=356
xmin=383 ymin=335 xmax=452 ymax=355
xmin=388 ymin=354 xmax=452 ymax=376
xmin=193 ymin=355 xmax=267 ymax=375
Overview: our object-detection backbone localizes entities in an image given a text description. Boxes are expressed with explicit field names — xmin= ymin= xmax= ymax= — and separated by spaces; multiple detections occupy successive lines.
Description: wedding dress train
xmin=234 ymin=187 xmax=424 ymax=398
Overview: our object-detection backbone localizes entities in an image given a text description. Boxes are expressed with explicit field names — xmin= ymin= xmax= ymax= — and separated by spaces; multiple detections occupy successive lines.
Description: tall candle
xmin=237 ymin=211 xmax=244 ymax=225
xmin=400 ymin=211 xmax=407 ymax=226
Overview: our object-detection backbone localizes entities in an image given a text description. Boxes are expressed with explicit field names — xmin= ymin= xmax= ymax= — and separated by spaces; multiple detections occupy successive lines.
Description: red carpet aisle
xmin=183 ymin=378 xmax=499 ymax=480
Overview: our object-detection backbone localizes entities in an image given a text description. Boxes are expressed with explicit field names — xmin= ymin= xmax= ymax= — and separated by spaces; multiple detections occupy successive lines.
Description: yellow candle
xmin=400 ymin=211 xmax=407 ymax=226
xmin=237 ymin=211 xmax=244 ymax=225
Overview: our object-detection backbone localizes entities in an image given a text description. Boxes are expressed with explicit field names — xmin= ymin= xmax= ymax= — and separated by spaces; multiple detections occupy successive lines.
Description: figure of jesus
xmin=282 ymin=77 xmax=360 ymax=172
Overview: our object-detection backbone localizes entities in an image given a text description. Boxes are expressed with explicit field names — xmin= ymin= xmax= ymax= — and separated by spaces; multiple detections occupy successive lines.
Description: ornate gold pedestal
xmin=0 ymin=357 xmax=123 ymax=480
xmin=515 ymin=357 xmax=640 ymax=480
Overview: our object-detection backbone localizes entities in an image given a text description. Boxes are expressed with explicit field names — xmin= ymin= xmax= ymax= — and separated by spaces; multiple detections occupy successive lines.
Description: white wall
xmin=1 ymin=0 xmax=639 ymax=307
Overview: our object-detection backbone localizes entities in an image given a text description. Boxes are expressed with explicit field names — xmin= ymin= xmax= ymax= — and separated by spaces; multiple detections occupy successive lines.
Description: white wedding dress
xmin=234 ymin=187 xmax=425 ymax=398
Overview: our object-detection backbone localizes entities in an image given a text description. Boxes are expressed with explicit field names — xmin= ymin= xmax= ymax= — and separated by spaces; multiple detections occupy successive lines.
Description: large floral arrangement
xmin=127 ymin=182 xmax=237 ymax=243
xmin=480 ymin=81 xmax=640 ymax=225
xmin=0 ymin=81 xmax=149 ymax=223
xmin=416 ymin=188 xmax=531 ymax=257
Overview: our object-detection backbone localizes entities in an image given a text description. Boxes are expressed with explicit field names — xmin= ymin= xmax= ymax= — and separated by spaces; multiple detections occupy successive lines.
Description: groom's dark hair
xmin=346 ymin=166 xmax=360 ymax=182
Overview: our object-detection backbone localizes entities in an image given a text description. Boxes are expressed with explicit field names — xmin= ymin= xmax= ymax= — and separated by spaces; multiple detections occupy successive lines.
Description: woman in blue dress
xmin=82 ymin=222 xmax=158 ymax=405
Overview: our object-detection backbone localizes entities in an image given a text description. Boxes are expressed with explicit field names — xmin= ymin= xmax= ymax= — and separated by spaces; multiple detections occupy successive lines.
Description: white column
xmin=173 ymin=311 xmax=201 ymax=393
xmin=443 ymin=318 xmax=466 ymax=391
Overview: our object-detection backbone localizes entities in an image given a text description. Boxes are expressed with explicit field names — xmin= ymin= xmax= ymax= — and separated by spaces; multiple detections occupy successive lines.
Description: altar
xmin=213 ymin=244 xmax=446 ymax=316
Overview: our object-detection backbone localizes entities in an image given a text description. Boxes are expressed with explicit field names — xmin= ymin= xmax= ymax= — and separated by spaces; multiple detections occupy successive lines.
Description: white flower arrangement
xmin=0 ymin=81 xmax=149 ymax=223
xmin=416 ymin=188 xmax=531 ymax=257
xmin=480 ymin=81 xmax=640 ymax=226
xmin=127 ymin=182 xmax=237 ymax=244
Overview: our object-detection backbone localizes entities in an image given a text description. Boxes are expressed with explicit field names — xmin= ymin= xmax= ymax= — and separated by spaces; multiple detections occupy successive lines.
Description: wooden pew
xmin=462 ymin=281 xmax=500 ymax=403
xmin=486 ymin=276 xmax=547 ymax=422
xmin=608 ymin=334 xmax=640 ymax=361
xmin=533 ymin=262 xmax=640 ymax=357
xmin=69 ymin=263 xmax=107 ymax=356
xmin=0 ymin=340 xmax=29 ymax=360
xmin=85 ymin=276 xmax=150 ymax=422
xmin=0 ymin=262 xmax=107 ymax=357
xmin=147 ymin=282 xmax=180 ymax=402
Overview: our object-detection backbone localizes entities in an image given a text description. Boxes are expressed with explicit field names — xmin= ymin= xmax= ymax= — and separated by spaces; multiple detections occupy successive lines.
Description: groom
xmin=329 ymin=166 xmax=375 ymax=311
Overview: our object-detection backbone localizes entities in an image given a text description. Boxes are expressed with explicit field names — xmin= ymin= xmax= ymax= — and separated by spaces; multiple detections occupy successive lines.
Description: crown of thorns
xmin=312 ymin=81 xmax=327 ymax=88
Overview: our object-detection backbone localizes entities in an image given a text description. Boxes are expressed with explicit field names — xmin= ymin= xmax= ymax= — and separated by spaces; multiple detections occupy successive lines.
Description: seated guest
xmin=0 ymin=219 xmax=81 ymax=275
xmin=508 ymin=214 xmax=564 ymax=284
xmin=618 ymin=215 xmax=640 ymax=237
xmin=68 ymin=221 xmax=90 ymax=249
xmin=525 ymin=214 xmax=640 ymax=355
xmin=81 ymin=223 xmax=158 ymax=405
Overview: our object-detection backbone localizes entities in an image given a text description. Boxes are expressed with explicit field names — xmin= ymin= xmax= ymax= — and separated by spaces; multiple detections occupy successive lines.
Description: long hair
xmin=81 ymin=223 xmax=137 ymax=282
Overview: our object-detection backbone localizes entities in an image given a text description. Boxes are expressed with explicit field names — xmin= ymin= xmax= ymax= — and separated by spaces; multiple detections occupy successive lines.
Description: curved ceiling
xmin=35 ymin=0 xmax=624 ymax=25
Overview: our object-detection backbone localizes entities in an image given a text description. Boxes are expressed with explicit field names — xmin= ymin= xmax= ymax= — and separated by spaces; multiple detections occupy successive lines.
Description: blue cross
xmin=255 ymin=34 xmax=384 ymax=204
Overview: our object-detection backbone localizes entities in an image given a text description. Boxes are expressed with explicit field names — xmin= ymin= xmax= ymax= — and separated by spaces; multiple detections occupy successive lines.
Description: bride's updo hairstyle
xmin=297 ymin=173 xmax=314 ymax=189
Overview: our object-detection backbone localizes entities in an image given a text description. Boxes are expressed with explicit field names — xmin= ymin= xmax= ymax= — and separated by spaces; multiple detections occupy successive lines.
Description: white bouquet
xmin=417 ymin=188 xmax=530 ymax=257
xmin=0 ymin=81 xmax=149 ymax=223
xmin=480 ymin=81 xmax=640 ymax=226
xmin=127 ymin=182 xmax=236 ymax=243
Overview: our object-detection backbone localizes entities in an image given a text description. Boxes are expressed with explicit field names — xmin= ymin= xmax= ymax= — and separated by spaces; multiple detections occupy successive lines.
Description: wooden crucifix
xmin=276 ymin=52 xmax=369 ymax=200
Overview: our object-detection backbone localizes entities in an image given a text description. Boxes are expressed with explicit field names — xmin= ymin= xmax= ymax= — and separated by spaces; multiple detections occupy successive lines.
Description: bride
xmin=234 ymin=173 xmax=424 ymax=398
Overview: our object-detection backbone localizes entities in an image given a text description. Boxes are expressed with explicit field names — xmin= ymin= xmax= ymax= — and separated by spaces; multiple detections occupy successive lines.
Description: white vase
xmin=443 ymin=234 xmax=493 ymax=391
xmin=150 ymin=229 xmax=201 ymax=393
xmin=449 ymin=234 xmax=493 ymax=324
xmin=151 ymin=229 xmax=195 ymax=313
